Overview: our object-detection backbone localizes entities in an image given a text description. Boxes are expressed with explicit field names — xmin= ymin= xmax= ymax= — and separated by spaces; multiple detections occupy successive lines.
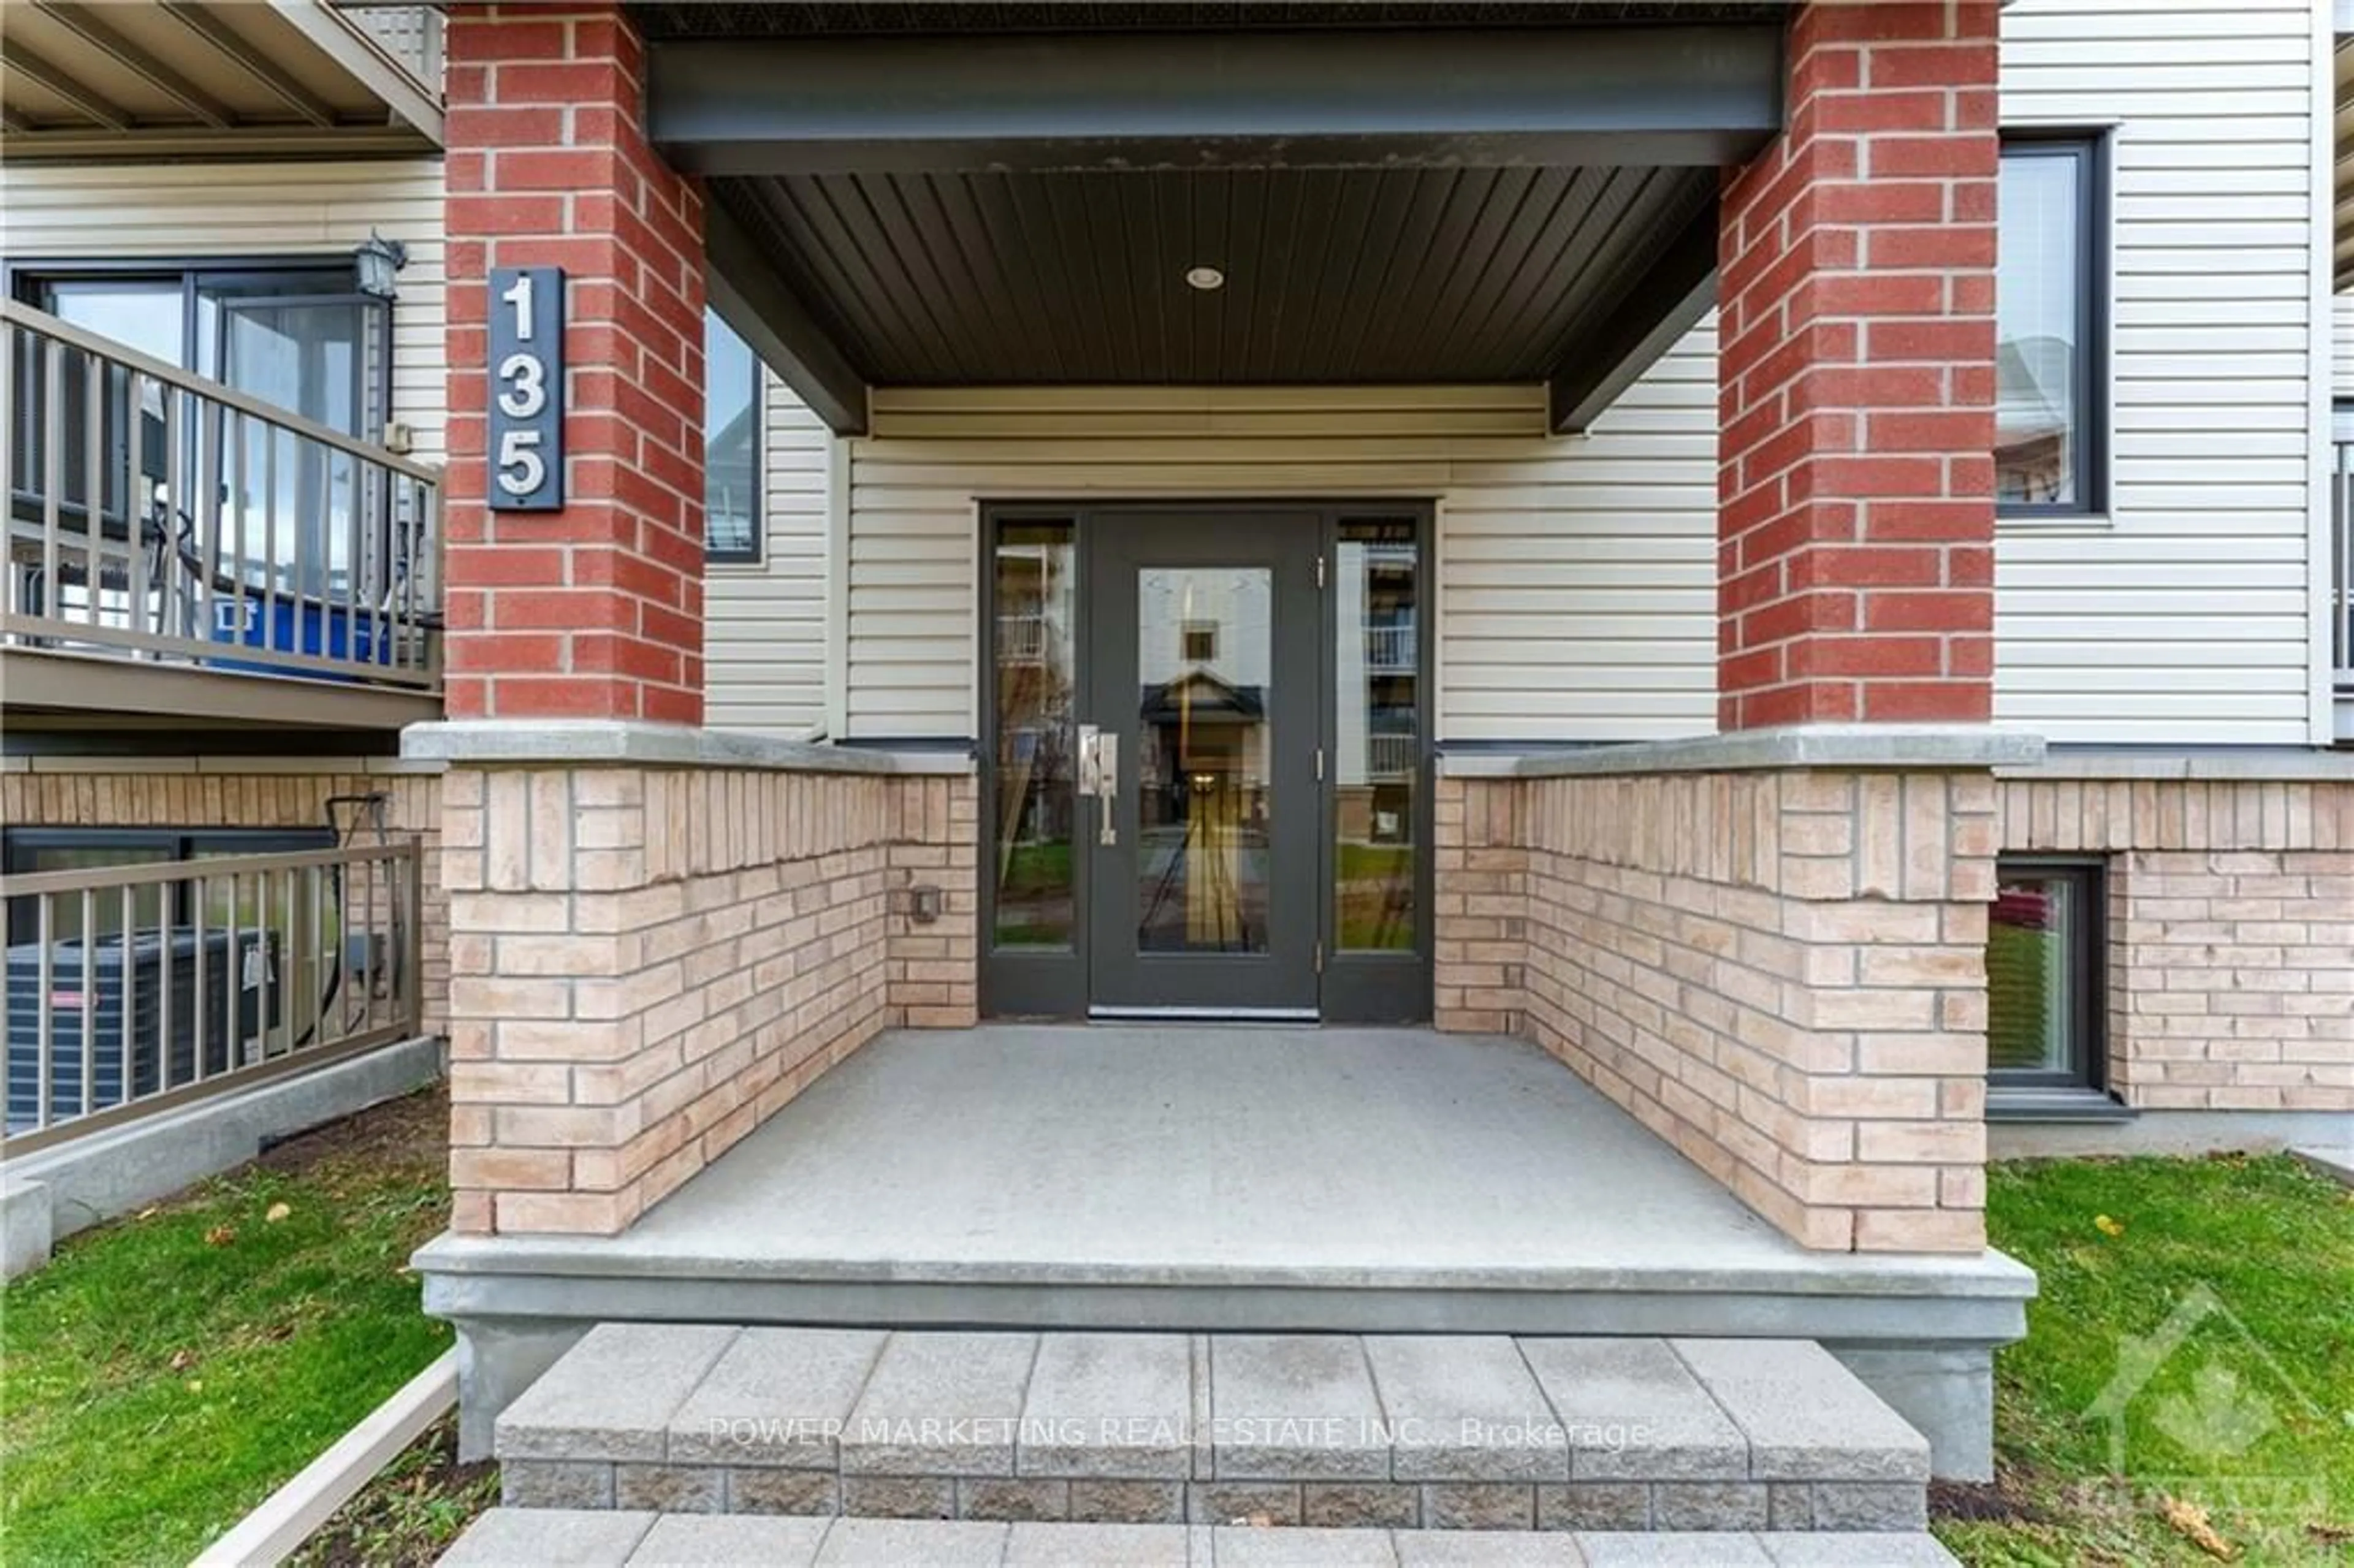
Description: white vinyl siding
xmin=0 ymin=158 xmax=449 ymax=466
xmin=705 ymin=375 xmax=830 ymax=736
xmin=1996 ymin=0 xmax=2325 ymax=745
xmin=843 ymin=330 xmax=1720 ymax=744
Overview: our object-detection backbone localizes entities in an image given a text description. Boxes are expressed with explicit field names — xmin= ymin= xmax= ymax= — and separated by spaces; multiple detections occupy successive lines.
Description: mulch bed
xmin=289 ymin=1412 xmax=498 ymax=1568
xmin=257 ymin=1082 xmax=450 ymax=1181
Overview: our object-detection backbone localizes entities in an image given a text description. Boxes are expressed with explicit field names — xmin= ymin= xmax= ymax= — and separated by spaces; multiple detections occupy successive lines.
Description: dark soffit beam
xmin=648 ymin=25 xmax=1784 ymax=176
xmin=705 ymin=196 xmax=870 ymax=436
xmin=1548 ymin=199 xmax=1720 ymax=435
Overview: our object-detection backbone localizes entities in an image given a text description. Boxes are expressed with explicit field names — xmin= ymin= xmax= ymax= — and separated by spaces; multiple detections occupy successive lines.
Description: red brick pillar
xmin=1716 ymin=0 xmax=1998 ymax=731
xmin=442 ymin=3 xmax=706 ymax=725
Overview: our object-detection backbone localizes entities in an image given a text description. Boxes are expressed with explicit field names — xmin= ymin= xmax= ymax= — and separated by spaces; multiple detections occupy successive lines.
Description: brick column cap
xmin=1491 ymin=723 xmax=2043 ymax=780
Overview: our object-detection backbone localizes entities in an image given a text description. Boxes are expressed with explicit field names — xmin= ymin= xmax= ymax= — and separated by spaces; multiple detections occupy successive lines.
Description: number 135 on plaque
xmin=488 ymin=265 xmax=564 ymax=511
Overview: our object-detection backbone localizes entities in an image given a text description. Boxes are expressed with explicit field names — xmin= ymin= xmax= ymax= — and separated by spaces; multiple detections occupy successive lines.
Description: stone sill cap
xmin=1997 ymin=747 xmax=2354 ymax=783
xmin=400 ymin=721 xmax=973 ymax=776
xmin=1441 ymin=725 xmax=2046 ymax=780
xmin=409 ymin=1228 xmax=2038 ymax=1298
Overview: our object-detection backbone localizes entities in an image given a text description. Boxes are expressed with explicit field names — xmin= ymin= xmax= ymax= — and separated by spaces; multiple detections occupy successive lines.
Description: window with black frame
xmin=1986 ymin=858 xmax=2106 ymax=1095
xmin=1996 ymin=134 xmax=2107 ymax=516
xmin=8 ymin=261 xmax=393 ymax=604
xmin=703 ymin=309 xmax=761 ymax=562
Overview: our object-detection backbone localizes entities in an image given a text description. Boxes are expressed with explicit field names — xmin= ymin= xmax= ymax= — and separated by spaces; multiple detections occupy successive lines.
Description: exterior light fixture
xmin=354 ymin=230 xmax=409 ymax=300
xmin=1183 ymin=265 xmax=1225 ymax=292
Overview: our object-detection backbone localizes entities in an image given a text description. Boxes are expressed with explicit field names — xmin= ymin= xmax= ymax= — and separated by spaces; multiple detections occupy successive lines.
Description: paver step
xmin=493 ymin=1328 xmax=1929 ymax=1534
xmin=439 ymin=1509 xmax=1964 ymax=1565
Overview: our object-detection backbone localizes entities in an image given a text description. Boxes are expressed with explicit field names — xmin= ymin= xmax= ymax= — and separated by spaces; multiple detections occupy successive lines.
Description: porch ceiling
xmin=0 ymin=1 xmax=442 ymax=161
xmin=714 ymin=164 xmax=1717 ymax=387
xmin=650 ymin=17 xmax=1780 ymax=435
xmin=630 ymin=4 xmax=1795 ymax=37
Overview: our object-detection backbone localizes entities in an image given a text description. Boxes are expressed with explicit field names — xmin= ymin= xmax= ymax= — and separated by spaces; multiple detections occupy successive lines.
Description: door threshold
xmin=1087 ymin=1006 xmax=1321 ymax=1024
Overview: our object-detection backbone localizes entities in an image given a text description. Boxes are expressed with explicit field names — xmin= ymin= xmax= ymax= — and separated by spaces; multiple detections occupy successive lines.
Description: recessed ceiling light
xmin=1184 ymin=265 xmax=1225 ymax=292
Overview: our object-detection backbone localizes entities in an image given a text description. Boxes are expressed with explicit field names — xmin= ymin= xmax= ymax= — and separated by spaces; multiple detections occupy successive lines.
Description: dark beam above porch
xmin=1547 ymin=199 xmax=1719 ymax=435
xmin=647 ymin=25 xmax=1785 ymax=176
xmin=705 ymin=196 xmax=871 ymax=436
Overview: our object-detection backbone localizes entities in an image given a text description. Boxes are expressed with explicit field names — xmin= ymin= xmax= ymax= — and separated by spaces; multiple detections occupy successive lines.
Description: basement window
xmin=1987 ymin=858 xmax=2111 ymax=1107
xmin=703 ymin=309 xmax=761 ymax=563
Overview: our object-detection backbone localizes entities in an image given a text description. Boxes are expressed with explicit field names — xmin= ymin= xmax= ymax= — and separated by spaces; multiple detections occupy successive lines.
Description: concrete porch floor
xmin=418 ymin=1028 xmax=2033 ymax=1477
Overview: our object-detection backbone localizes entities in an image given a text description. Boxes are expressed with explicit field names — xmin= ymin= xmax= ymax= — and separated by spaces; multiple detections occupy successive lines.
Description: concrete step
xmin=440 ymin=1510 xmax=1963 ymax=1565
xmin=493 ymin=1328 xmax=1930 ymax=1534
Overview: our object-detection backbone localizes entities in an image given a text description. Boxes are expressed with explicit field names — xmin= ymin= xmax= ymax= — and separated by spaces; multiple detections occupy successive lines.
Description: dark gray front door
xmin=1083 ymin=512 xmax=1322 ymax=1016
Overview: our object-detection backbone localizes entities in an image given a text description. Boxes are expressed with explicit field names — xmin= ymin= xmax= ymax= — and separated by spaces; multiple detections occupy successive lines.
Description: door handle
xmin=1095 ymin=730 xmax=1118 ymax=847
xmin=1076 ymin=725 xmax=1102 ymax=796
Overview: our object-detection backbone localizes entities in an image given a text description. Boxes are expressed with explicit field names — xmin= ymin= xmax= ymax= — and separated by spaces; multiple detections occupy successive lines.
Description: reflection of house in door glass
xmin=1135 ymin=568 xmax=1271 ymax=954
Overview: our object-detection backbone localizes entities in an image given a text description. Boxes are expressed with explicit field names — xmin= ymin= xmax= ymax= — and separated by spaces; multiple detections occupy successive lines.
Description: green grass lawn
xmin=1940 ymin=1153 xmax=2354 ymax=1566
xmin=1 ymin=1087 xmax=454 ymax=1567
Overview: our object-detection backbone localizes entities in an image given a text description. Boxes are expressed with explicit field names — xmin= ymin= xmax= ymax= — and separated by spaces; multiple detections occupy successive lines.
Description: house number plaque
xmin=487 ymin=265 xmax=564 ymax=511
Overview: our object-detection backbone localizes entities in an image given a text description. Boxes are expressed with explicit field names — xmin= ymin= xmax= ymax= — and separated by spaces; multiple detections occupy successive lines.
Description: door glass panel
xmin=46 ymin=280 xmax=183 ymax=365
xmin=37 ymin=281 xmax=181 ymax=521
xmin=1135 ymin=566 xmax=1271 ymax=953
xmin=1335 ymin=521 xmax=1419 ymax=951
xmin=218 ymin=300 xmax=368 ymax=599
xmin=1988 ymin=872 xmax=2078 ymax=1073
xmin=992 ymin=523 xmax=1078 ymax=948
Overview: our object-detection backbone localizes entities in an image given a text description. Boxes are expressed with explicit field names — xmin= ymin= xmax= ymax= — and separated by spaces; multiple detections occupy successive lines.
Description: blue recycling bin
xmin=210 ymin=595 xmax=383 ymax=680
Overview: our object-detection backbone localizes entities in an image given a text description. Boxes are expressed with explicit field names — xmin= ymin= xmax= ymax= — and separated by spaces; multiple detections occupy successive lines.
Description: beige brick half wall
xmin=441 ymin=761 xmax=976 ymax=1236
xmin=1437 ymin=767 xmax=1998 ymax=1255
xmin=2000 ymin=775 xmax=2354 ymax=1113
xmin=886 ymin=775 xmax=980 ymax=1030
xmin=0 ymin=761 xmax=448 ymax=1037
xmin=1433 ymin=778 xmax=1528 ymax=1036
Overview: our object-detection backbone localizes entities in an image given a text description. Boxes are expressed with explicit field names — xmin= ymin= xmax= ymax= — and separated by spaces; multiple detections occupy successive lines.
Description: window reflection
xmin=703 ymin=310 xmax=760 ymax=560
xmin=992 ymin=523 xmax=1077 ymax=948
xmin=1136 ymin=566 xmax=1272 ymax=953
xmin=1988 ymin=872 xmax=2079 ymax=1075
xmin=1997 ymin=148 xmax=2085 ymax=507
xmin=1334 ymin=520 xmax=1417 ymax=952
